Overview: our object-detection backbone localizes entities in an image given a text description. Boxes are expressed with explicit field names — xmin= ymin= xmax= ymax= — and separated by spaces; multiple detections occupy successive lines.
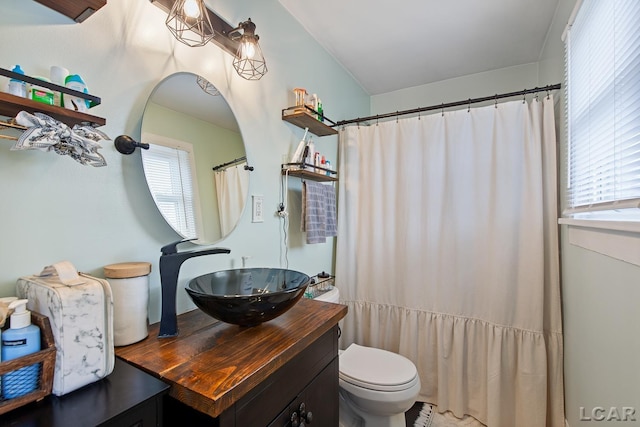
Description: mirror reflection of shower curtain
xmin=214 ymin=164 xmax=249 ymax=235
xmin=336 ymin=97 xmax=563 ymax=427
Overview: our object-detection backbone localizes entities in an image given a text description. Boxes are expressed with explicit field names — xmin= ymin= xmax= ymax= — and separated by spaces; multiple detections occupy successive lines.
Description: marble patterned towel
xmin=12 ymin=111 xmax=108 ymax=167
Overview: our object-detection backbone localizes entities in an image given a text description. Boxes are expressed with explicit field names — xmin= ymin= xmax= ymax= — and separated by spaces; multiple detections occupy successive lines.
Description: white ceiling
xmin=278 ymin=0 xmax=560 ymax=95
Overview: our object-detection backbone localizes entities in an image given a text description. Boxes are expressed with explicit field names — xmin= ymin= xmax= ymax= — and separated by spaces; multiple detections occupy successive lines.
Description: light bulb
xmin=183 ymin=0 xmax=201 ymax=19
xmin=242 ymin=40 xmax=256 ymax=59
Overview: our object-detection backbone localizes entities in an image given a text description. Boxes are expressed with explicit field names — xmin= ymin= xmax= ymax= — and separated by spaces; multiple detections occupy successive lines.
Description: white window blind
xmin=142 ymin=143 xmax=197 ymax=239
xmin=565 ymin=0 xmax=640 ymax=219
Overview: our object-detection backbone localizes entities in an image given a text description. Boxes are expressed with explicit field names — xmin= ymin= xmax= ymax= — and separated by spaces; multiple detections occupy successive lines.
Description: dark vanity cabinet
xmin=268 ymin=358 xmax=338 ymax=427
xmin=1 ymin=358 xmax=169 ymax=427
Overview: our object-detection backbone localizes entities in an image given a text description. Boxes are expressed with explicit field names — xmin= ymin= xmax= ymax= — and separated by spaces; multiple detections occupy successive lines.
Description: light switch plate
xmin=252 ymin=195 xmax=264 ymax=223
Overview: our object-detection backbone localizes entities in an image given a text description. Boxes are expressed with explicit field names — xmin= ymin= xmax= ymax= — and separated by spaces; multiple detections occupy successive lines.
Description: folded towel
xmin=301 ymin=181 xmax=337 ymax=244
xmin=12 ymin=111 xmax=108 ymax=167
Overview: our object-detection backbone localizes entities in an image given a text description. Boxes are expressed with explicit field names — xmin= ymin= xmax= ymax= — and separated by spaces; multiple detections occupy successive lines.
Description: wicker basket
xmin=0 ymin=312 xmax=56 ymax=415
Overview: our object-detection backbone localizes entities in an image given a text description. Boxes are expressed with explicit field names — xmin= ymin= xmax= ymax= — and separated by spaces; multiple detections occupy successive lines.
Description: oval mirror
xmin=141 ymin=72 xmax=249 ymax=244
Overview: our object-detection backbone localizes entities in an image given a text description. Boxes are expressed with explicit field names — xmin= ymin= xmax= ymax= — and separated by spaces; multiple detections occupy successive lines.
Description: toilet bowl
xmin=338 ymin=343 xmax=421 ymax=427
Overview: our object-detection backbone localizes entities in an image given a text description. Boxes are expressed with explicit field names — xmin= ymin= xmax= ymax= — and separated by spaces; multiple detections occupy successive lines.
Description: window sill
xmin=558 ymin=218 xmax=640 ymax=266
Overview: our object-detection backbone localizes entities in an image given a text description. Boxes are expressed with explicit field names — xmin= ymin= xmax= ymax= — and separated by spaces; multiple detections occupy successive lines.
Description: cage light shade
xmin=197 ymin=75 xmax=220 ymax=96
xmin=233 ymin=34 xmax=267 ymax=80
xmin=166 ymin=0 xmax=215 ymax=47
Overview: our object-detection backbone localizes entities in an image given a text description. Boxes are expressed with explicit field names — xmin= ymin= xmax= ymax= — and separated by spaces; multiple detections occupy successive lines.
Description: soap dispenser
xmin=1 ymin=299 xmax=41 ymax=399
xmin=7 ymin=65 xmax=27 ymax=98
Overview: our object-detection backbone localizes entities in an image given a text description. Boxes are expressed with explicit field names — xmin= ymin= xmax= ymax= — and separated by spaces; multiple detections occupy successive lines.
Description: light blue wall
xmin=371 ymin=62 xmax=541 ymax=115
xmin=0 ymin=0 xmax=368 ymax=323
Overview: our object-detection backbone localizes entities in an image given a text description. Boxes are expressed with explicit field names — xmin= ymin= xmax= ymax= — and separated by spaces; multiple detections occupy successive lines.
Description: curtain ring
xmin=467 ymin=99 xmax=471 ymax=113
xmin=547 ymin=89 xmax=551 ymax=100
xmin=418 ymin=109 xmax=421 ymax=120
xmin=376 ymin=116 xmax=379 ymax=126
xmin=522 ymin=91 xmax=526 ymax=104
xmin=494 ymin=94 xmax=498 ymax=109
xmin=535 ymin=91 xmax=539 ymax=102
xmin=396 ymin=111 xmax=399 ymax=123
xmin=441 ymin=103 xmax=444 ymax=117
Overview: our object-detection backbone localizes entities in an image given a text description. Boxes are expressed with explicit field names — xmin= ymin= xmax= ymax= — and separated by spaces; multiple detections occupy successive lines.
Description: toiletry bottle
xmin=290 ymin=128 xmax=309 ymax=164
xmin=311 ymin=94 xmax=319 ymax=119
xmin=63 ymin=74 xmax=90 ymax=112
xmin=1 ymin=299 xmax=41 ymax=399
xmin=7 ymin=65 xmax=27 ymax=98
xmin=317 ymin=99 xmax=323 ymax=122
xmin=306 ymin=139 xmax=315 ymax=171
xmin=325 ymin=160 xmax=332 ymax=176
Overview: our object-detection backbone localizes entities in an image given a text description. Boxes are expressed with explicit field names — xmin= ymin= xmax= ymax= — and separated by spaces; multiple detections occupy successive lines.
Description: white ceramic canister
xmin=104 ymin=262 xmax=151 ymax=346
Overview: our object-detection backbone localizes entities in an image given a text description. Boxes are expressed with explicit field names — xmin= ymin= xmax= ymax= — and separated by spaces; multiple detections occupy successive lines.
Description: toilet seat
xmin=339 ymin=344 xmax=419 ymax=392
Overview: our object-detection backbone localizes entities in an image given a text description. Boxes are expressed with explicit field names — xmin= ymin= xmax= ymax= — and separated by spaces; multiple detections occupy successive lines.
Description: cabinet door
xmin=288 ymin=357 xmax=339 ymax=427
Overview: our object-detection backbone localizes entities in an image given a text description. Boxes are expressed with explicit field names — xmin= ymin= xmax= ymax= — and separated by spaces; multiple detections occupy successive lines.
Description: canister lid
xmin=104 ymin=262 xmax=151 ymax=279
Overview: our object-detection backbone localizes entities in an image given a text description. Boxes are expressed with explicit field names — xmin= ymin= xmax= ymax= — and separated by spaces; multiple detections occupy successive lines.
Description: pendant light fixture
xmin=165 ymin=0 xmax=215 ymax=47
xmin=152 ymin=0 xmax=268 ymax=80
xmin=230 ymin=19 xmax=268 ymax=80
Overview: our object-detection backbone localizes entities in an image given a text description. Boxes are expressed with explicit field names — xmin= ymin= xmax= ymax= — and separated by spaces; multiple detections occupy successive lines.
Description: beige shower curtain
xmin=214 ymin=164 xmax=249 ymax=236
xmin=336 ymin=96 xmax=563 ymax=427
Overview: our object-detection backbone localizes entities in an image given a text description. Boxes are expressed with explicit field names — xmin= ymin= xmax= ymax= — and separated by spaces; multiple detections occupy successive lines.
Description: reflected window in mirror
xmin=141 ymin=136 xmax=201 ymax=240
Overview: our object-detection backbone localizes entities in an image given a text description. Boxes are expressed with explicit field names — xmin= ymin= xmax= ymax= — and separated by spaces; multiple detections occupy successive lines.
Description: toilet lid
xmin=339 ymin=344 xmax=417 ymax=390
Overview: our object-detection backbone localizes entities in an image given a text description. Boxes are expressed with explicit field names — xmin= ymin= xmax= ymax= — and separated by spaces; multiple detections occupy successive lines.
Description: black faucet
xmin=158 ymin=238 xmax=230 ymax=338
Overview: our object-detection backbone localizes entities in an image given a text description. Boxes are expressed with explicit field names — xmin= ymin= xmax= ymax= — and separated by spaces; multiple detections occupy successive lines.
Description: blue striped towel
xmin=301 ymin=181 xmax=337 ymax=244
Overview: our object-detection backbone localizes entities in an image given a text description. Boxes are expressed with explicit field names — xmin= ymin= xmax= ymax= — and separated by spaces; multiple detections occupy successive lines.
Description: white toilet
xmin=338 ymin=344 xmax=421 ymax=427
xmin=312 ymin=287 xmax=421 ymax=427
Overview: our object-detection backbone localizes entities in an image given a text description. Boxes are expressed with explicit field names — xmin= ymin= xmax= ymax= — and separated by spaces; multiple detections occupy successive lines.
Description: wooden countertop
xmin=115 ymin=298 xmax=347 ymax=419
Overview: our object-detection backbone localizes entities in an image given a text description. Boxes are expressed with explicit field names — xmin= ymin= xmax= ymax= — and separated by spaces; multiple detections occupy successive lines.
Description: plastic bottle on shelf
xmin=63 ymin=74 xmax=90 ymax=112
xmin=311 ymin=93 xmax=319 ymax=119
xmin=317 ymin=99 xmax=324 ymax=122
xmin=7 ymin=65 xmax=27 ymax=98
xmin=1 ymin=299 xmax=41 ymax=399
xmin=325 ymin=160 xmax=332 ymax=176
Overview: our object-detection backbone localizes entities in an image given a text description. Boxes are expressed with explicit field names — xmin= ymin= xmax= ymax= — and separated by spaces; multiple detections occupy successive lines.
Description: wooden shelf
xmin=0 ymin=92 xmax=105 ymax=128
xmin=282 ymin=163 xmax=338 ymax=182
xmin=282 ymin=107 xmax=338 ymax=136
xmin=34 ymin=0 xmax=107 ymax=23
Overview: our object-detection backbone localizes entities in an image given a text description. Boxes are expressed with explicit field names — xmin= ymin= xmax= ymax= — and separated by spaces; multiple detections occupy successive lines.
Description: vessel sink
xmin=186 ymin=268 xmax=311 ymax=327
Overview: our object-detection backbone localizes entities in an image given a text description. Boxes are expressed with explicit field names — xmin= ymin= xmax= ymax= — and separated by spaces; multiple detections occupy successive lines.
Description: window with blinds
xmin=141 ymin=142 xmax=198 ymax=239
xmin=564 ymin=0 xmax=640 ymax=220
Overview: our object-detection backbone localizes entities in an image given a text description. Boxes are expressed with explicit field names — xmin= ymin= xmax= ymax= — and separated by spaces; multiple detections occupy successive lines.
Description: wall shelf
xmin=282 ymin=106 xmax=338 ymax=137
xmin=0 ymin=67 xmax=105 ymax=128
xmin=282 ymin=163 xmax=338 ymax=182
xmin=0 ymin=92 xmax=105 ymax=128
xmin=34 ymin=0 xmax=107 ymax=23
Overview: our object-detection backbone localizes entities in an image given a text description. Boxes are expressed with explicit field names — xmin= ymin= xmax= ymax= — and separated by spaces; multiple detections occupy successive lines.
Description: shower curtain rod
xmin=212 ymin=156 xmax=248 ymax=171
xmin=334 ymin=83 xmax=562 ymax=127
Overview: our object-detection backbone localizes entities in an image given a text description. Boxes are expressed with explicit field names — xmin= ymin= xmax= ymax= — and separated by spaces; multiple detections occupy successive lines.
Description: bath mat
xmin=412 ymin=402 xmax=434 ymax=427
xmin=405 ymin=403 xmax=486 ymax=427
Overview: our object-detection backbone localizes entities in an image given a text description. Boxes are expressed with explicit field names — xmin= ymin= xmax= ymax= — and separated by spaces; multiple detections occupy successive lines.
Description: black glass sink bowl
xmin=186 ymin=268 xmax=311 ymax=327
